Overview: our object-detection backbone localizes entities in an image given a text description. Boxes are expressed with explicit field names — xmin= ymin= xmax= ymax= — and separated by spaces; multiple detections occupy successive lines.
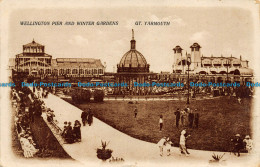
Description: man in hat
xmin=87 ymin=108 xmax=93 ymax=126
xmin=174 ymin=108 xmax=180 ymax=128
xmin=231 ymin=134 xmax=244 ymax=157
xmin=243 ymin=135 xmax=253 ymax=154
xmin=81 ymin=110 xmax=88 ymax=126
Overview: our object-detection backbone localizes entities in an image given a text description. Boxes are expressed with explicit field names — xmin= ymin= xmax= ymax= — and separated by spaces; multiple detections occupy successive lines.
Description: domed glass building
xmin=116 ymin=30 xmax=153 ymax=95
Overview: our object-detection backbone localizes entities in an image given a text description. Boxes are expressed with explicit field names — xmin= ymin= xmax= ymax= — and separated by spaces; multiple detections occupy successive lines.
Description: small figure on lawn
xmin=134 ymin=107 xmax=138 ymax=118
xmin=159 ymin=115 xmax=163 ymax=132
xmin=174 ymin=108 xmax=180 ymax=128
xmin=238 ymin=97 xmax=242 ymax=104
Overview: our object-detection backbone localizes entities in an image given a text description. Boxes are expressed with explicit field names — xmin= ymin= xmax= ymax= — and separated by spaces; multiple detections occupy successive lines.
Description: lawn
xmin=63 ymin=96 xmax=252 ymax=152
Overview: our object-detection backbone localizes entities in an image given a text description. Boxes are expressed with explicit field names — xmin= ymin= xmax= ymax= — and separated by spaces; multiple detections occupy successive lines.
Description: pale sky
xmin=9 ymin=7 xmax=255 ymax=72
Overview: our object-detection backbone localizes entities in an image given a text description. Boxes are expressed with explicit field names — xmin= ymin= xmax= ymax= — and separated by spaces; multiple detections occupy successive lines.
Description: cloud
xmin=189 ymin=31 xmax=211 ymax=43
xmin=68 ymin=35 xmax=89 ymax=47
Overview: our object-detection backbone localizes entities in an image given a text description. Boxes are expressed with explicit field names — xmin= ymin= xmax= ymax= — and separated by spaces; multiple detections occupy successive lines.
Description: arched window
xmin=94 ymin=69 xmax=97 ymax=74
xmin=24 ymin=69 xmax=29 ymax=73
xmin=79 ymin=69 xmax=84 ymax=74
xmin=53 ymin=69 xmax=58 ymax=75
xmin=98 ymin=69 xmax=103 ymax=74
xmin=66 ymin=69 xmax=71 ymax=74
xmin=46 ymin=69 xmax=51 ymax=74
xmin=39 ymin=69 xmax=44 ymax=74
xmin=59 ymin=69 xmax=65 ymax=75
xmin=72 ymin=69 xmax=78 ymax=74
xmin=234 ymin=69 xmax=240 ymax=75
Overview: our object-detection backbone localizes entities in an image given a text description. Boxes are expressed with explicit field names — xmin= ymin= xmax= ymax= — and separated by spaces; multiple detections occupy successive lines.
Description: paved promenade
xmin=42 ymin=94 xmax=254 ymax=166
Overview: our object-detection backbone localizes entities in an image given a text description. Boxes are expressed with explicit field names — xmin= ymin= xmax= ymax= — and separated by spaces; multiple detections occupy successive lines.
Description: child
xmin=165 ymin=137 xmax=173 ymax=156
xmin=243 ymin=135 xmax=253 ymax=154
xmin=159 ymin=115 xmax=163 ymax=132
xmin=157 ymin=137 xmax=167 ymax=156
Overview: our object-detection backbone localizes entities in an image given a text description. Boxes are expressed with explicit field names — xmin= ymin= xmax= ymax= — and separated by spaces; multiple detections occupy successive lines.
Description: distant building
xmin=52 ymin=58 xmax=105 ymax=78
xmin=12 ymin=40 xmax=105 ymax=79
xmin=116 ymin=29 xmax=156 ymax=95
xmin=172 ymin=43 xmax=253 ymax=83
xmin=15 ymin=40 xmax=52 ymax=75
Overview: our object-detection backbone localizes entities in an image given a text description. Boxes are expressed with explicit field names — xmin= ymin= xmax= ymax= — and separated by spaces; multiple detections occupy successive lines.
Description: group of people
xmin=231 ymin=134 xmax=253 ymax=156
xmin=157 ymin=129 xmax=190 ymax=157
xmin=133 ymin=106 xmax=199 ymax=132
xmin=174 ymin=107 xmax=199 ymax=129
xmin=61 ymin=120 xmax=82 ymax=144
xmin=33 ymin=86 xmax=51 ymax=99
xmin=81 ymin=108 xmax=94 ymax=126
xmin=12 ymin=88 xmax=39 ymax=158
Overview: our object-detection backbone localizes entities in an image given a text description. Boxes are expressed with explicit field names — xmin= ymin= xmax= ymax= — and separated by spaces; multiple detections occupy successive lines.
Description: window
xmin=98 ymin=69 xmax=103 ymax=74
xmin=66 ymin=69 xmax=71 ymax=74
xmin=46 ymin=69 xmax=51 ymax=74
xmin=39 ymin=69 xmax=44 ymax=74
xmin=72 ymin=69 xmax=78 ymax=74
xmin=79 ymin=69 xmax=84 ymax=74
xmin=94 ymin=69 xmax=97 ymax=74
xmin=59 ymin=69 xmax=65 ymax=74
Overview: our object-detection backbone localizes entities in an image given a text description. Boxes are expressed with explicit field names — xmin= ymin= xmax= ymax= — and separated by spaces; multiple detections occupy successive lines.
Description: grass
xmin=63 ymin=96 xmax=252 ymax=152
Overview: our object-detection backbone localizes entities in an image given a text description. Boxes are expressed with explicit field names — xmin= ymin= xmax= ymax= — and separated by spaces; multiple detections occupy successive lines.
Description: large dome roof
xmin=117 ymin=30 xmax=149 ymax=73
xmin=118 ymin=50 xmax=147 ymax=68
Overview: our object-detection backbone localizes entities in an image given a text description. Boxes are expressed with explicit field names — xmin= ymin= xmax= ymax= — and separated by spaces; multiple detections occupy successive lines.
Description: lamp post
xmin=187 ymin=57 xmax=191 ymax=104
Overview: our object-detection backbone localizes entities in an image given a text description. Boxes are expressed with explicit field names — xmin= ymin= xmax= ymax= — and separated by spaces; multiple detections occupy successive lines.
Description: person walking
xmin=174 ymin=108 xmax=180 ymax=128
xmin=165 ymin=137 xmax=173 ymax=156
xmin=159 ymin=115 xmax=163 ymax=132
xmin=81 ymin=110 xmax=88 ymax=126
xmin=157 ymin=137 xmax=167 ymax=156
xmin=88 ymin=108 xmax=93 ymax=126
xmin=179 ymin=130 xmax=190 ymax=156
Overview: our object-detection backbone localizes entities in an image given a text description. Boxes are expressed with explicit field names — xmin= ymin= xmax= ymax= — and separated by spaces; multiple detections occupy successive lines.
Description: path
xmin=42 ymin=94 xmax=254 ymax=166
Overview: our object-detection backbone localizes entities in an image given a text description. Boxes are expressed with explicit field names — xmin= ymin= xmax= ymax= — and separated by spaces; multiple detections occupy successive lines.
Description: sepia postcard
xmin=0 ymin=0 xmax=260 ymax=167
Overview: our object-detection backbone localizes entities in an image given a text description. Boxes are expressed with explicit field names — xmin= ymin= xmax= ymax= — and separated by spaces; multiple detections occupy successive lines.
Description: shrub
xmin=94 ymin=90 xmax=104 ymax=102
xmin=72 ymin=88 xmax=91 ymax=104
